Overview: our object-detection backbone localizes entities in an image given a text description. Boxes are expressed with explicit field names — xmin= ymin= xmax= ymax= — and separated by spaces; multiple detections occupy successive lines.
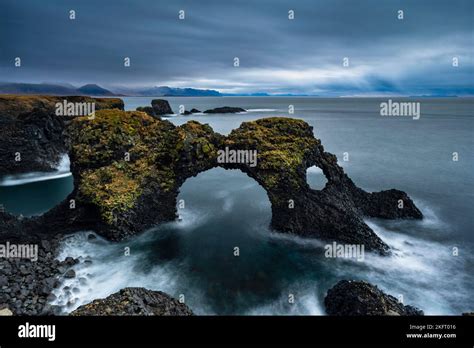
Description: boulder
xmin=151 ymin=99 xmax=173 ymax=115
xmin=324 ymin=280 xmax=424 ymax=316
xmin=70 ymin=287 xmax=193 ymax=316
xmin=64 ymin=269 xmax=76 ymax=279
xmin=190 ymin=108 xmax=201 ymax=113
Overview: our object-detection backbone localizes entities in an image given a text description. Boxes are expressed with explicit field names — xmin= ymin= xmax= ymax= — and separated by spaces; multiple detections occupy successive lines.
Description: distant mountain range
xmin=3 ymin=82 xmax=456 ymax=98
xmin=0 ymin=82 xmax=223 ymax=97
xmin=0 ymin=83 xmax=116 ymax=96
xmin=117 ymin=86 xmax=222 ymax=97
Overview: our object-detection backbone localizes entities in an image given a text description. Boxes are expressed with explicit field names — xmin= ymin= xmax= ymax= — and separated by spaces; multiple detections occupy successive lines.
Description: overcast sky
xmin=1 ymin=0 xmax=473 ymax=95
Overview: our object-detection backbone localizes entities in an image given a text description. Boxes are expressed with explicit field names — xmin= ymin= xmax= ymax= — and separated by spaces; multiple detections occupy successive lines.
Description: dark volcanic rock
xmin=0 ymin=95 xmax=124 ymax=176
xmin=324 ymin=280 xmax=424 ymax=316
xmin=70 ymin=287 xmax=193 ymax=316
xmin=0 ymin=191 xmax=100 ymax=243
xmin=63 ymin=113 xmax=421 ymax=252
xmin=203 ymin=106 xmax=246 ymax=114
xmin=190 ymin=108 xmax=201 ymax=113
xmin=64 ymin=269 xmax=76 ymax=278
xmin=356 ymin=189 xmax=422 ymax=219
xmin=0 ymin=236 xmax=75 ymax=315
xmin=151 ymin=99 xmax=173 ymax=115
xmin=1 ymin=111 xmax=422 ymax=254
xmin=181 ymin=110 xmax=192 ymax=115
xmin=0 ymin=108 xmax=67 ymax=175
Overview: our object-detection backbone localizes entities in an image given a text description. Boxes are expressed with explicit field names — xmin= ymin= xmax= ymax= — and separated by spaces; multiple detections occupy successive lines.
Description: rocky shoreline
xmin=0 ymin=236 xmax=79 ymax=315
xmin=0 ymin=95 xmax=428 ymax=316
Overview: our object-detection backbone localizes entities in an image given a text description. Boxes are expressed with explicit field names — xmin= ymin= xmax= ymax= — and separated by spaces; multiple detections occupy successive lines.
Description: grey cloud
xmin=0 ymin=0 xmax=472 ymax=95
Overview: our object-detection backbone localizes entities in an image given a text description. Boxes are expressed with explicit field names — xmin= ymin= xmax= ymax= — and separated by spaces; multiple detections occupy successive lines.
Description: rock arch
xmin=0 ymin=109 xmax=422 ymax=254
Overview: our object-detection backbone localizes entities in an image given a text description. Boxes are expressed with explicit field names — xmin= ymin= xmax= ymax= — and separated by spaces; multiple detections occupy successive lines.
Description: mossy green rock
xmin=66 ymin=110 xmax=422 ymax=251
xmin=68 ymin=110 xmax=222 ymax=239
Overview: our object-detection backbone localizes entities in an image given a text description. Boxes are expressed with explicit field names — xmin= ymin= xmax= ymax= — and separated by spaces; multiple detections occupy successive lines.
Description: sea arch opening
xmin=169 ymin=167 xmax=301 ymax=314
xmin=306 ymin=165 xmax=329 ymax=190
xmin=175 ymin=167 xmax=272 ymax=231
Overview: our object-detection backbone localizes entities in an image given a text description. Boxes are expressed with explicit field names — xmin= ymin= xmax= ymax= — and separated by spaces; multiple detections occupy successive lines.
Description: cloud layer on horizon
xmin=1 ymin=0 xmax=473 ymax=95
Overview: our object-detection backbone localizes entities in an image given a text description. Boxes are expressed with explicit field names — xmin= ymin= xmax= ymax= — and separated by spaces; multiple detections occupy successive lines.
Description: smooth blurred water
xmin=2 ymin=97 xmax=473 ymax=315
xmin=52 ymin=167 xmax=473 ymax=315
xmin=0 ymin=155 xmax=73 ymax=216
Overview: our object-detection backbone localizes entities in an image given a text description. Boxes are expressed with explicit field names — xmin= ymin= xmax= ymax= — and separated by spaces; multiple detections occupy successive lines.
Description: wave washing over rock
xmin=47 ymin=181 xmax=466 ymax=316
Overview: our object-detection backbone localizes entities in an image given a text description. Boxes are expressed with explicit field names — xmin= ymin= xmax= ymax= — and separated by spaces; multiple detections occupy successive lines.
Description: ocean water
xmin=1 ymin=97 xmax=473 ymax=315
xmin=0 ymin=155 xmax=73 ymax=216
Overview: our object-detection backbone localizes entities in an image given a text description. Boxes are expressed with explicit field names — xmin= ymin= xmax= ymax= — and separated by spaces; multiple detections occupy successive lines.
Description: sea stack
xmin=151 ymin=99 xmax=173 ymax=115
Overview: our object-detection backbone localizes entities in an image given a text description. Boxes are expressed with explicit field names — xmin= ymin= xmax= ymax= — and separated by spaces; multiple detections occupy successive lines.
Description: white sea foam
xmin=414 ymin=200 xmax=447 ymax=230
xmin=51 ymin=208 xmax=213 ymax=314
xmin=51 ymin=228 xmax=220 ymax=315
xmin=264 ymin=207 xmax=472 ymax=315
xmin=246 ymin=282 xmax=324 ymax=315
xmin=174 ymin=208 xmax=209 ymax=230
xmin=0 ymin=155 xmax=71 ymax=187
xmin=50 ymin=198 xmax=471 ymax=316
xmin=266 ymin=229 xmax=327 ymax=250
xmin=359 ymin=219 xmax=471 ymax=314
xmin=51 ymin=232 xmax=181 ymax=314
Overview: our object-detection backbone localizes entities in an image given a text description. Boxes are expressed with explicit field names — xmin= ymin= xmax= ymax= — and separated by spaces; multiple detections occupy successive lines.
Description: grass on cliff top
xmin=0 ymin=95 xmax=123 ymax=118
